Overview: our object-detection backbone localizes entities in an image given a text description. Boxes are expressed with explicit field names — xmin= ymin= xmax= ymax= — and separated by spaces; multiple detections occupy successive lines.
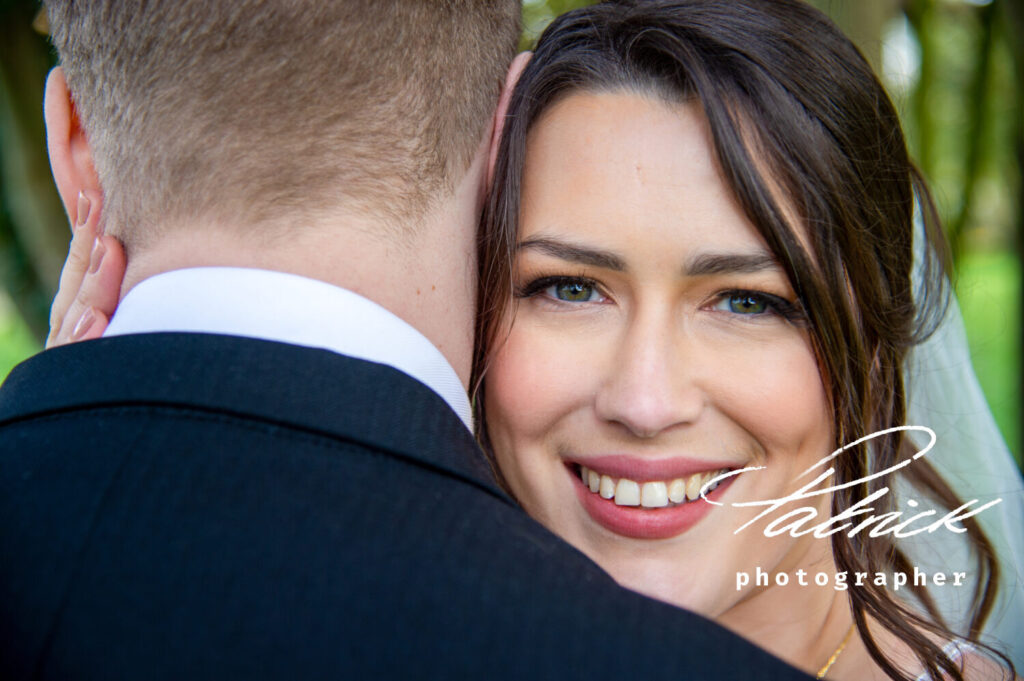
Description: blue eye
xmin=711 ymin=290 xmax=786 ymax=316
xmin=724 ymin=293 xmax=769 ymax=314
xmin=546 ymin=280 xmax=599 ymax=302
xmin=710 ymin=290 xmax=806 ymax=325
xmin=515 ymin=276 xmax=605 ymax=304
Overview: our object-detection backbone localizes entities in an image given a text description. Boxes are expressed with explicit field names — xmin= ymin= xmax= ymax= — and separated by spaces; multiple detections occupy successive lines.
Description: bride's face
xmin=484 ymin=91 xmax=835 ymax=617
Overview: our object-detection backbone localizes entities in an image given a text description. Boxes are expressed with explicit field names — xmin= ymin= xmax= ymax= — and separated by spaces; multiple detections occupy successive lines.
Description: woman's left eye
xmin=708 ymin=289 xmax=806 ymax=325
xmin=718 ymin=292 xmax=769 ymax=314
xmin=711 ymin=291 xmax=780 ymax=316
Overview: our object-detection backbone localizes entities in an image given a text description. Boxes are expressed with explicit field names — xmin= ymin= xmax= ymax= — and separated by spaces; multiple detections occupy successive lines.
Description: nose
xmin=593 ymin=316 xmax=704 ymax=438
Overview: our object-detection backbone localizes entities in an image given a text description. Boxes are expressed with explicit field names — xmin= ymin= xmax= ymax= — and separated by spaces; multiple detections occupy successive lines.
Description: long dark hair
xmin=474 ymin=1 xmax=1009 ymax=680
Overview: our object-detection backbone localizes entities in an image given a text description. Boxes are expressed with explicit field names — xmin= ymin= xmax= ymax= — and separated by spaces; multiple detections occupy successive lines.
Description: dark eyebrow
xmin=517 ymin=238 xmax=780 ymax=277
xmin=516 ymin=237 xmax=626 ymax=271
xmin=685 ymin=252 xmax=781 ymax=276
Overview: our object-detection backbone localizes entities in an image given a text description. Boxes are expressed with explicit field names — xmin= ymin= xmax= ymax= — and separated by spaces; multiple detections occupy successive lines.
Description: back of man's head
xmin=45 ymin=1 xmax=520 ymax=249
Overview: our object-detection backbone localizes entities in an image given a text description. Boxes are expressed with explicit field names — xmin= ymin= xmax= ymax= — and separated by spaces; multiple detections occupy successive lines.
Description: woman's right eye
xmin=517 ymin=276 xmax=606 ymax=304
xmin=546 ymin=280 xmax=600 ymax=302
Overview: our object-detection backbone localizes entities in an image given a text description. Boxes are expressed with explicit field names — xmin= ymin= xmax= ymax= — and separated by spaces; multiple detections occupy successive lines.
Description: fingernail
xmin=76 ymin=191 xmax=91 ymax=230
xmin=71 ymin=308 xmax=96 ymax=341
xmin=88 ymin=237 xmax=105 ymax=274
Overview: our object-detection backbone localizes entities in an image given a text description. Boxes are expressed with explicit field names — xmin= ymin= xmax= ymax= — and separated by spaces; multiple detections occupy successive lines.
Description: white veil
xmin=900 ymin=215 xmax=1024 ymax=667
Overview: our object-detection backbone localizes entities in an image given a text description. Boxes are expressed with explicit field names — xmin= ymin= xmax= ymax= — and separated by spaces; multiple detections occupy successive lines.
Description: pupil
xmin=731 ymin=295 xmax=765 ymax=313
xmin=559 ymin=283 xmax=590 ymax=301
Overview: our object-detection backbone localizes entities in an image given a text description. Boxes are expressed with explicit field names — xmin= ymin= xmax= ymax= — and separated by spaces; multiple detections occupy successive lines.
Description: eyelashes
xmin=515 ymin=275 xmax=604 ymax=303
xmin=514 ymin=275 xmax=806 ymax=325
xmin=712 ymin=289 xmax=806 ymax=324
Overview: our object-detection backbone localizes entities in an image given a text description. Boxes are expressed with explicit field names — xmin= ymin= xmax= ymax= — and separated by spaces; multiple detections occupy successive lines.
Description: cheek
xmin=712 ymin=334 xmax=832 ymax=460
xmin=484 ymin=321 xmax=592 ymax=444
xmin=483 ymin=322 xmax=592 ymax=518
xmin=776 ymin=345 xmax=832 ymax=452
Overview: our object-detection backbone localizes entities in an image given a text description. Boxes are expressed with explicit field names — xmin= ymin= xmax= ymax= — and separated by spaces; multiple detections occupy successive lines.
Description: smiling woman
xmin=487 ymin=87 xmax=842 ymax=664
xmin=488 ymin=95 xmax=834 ymax=616
xmin=474 ymin=1 xmax=1015 ymax=680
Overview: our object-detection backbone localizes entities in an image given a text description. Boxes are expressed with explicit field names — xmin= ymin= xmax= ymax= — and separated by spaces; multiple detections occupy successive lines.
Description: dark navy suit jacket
xmin=0 ymin=333 xmax=809 ymax=680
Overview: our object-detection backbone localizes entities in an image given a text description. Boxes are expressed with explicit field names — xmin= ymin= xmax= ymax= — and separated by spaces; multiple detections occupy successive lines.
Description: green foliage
xmin=0 ymin=290 xmax=38 ymax=381
xmin=897 ymin=0 xmax=1022 ymax=459
xmin=901 ymin=0 xmax=1018 ymax=256
xmin=521 ymin=0 xmax=595 ymax=50
xmin=957 ymin=251 xmax=1021 ymax=464
xmin=0 ymin=0 xmax=66 ymax=339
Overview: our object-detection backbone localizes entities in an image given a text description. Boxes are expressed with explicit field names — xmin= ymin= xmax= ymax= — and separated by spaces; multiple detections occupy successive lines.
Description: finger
xmin=72 ymin=308 xmax=108 ymax=343
xmin=47 ymin=190 xmax=102 ymax=347
xmin=54 ymin=307 xmax=108 ymax=348
xmin=79 ymin=234 xmax=124 ymax=315
xmin=53 ymin=234 xmax=123 ymax=347
xmin=48 ymin=231 xmax=103 ymax=348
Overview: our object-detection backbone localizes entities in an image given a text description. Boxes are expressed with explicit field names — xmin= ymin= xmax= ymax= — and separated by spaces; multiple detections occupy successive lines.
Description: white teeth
xmin=614 ymin=479 xmax=641 ymax=506
xmin=667 ymin=478 xmax=687 ymax=503
xmin=577 ymin=466 xmax=731 ymax=507
xmin=685 ymin=474 xmax=703 ymax=501
xmin=641 ymin=481 xmax=668 ymax=508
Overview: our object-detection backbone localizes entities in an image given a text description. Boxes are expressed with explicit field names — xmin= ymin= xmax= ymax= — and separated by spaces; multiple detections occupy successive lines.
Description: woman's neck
xmin=716 ymin=540 xmax=854 ymax=676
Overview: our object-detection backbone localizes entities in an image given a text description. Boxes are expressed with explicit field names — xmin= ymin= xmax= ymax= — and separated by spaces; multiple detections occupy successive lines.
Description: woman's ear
xmin=44 ymin=66 xmax=102 ymax=227
xmin=486 ymin=51 xmax=533 ymax=188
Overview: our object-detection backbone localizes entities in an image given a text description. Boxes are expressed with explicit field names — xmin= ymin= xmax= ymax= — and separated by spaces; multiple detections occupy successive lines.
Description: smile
xmin=577 ymin=465 xmax=730 ymax=508
xmin=568 ymin=460 xmax=736 ymax=540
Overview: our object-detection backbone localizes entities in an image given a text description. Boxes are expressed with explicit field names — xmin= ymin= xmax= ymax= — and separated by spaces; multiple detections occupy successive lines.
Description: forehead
xmin=520 ymin=90 xmax=766 ymax=256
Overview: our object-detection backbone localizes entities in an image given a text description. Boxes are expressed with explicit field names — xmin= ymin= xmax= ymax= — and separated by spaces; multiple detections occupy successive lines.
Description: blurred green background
xmin=1 ymin=0 xmax=1021 ymax=462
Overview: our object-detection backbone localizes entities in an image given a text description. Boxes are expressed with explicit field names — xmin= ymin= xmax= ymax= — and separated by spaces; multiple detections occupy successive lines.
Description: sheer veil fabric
xmin=901 ymin=216 xmax=1024 ymax=667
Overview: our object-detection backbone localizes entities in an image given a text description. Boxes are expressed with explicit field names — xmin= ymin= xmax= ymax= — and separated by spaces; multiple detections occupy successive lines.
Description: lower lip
xmin=570 ymin=467 xmax=732 ymax=540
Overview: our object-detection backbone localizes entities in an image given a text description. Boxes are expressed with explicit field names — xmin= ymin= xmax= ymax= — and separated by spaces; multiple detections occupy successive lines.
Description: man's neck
xmin=120 ymin=184 xmax=479 ymax=390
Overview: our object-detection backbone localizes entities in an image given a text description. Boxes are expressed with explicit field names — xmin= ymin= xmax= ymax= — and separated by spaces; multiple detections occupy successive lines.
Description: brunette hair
xmin=474 ymin=1 xmax=1008 ymax=679
xmin=44 ymin=0 xmax=520 ymax=247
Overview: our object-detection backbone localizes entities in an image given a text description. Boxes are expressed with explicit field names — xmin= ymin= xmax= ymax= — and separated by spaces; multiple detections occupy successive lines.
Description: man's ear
xmin=486 ymin=51 xmax=533 ymax=188
xmin=44 ymin=67 xmax=102 ymax=226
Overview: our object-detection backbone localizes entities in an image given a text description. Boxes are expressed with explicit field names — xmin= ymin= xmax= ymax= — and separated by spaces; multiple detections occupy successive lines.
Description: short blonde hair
xmin=46 ymin=0 xmax=520 ymax=246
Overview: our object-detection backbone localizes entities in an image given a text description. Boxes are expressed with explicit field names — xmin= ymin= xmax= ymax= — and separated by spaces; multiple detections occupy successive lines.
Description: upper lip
xmin=569 ymin=454 xmax=739 ymax=481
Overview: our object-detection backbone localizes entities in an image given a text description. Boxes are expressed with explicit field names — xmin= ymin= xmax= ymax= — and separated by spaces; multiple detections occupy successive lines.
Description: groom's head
xmin=44 ymin=0 xmax=520 ymax=249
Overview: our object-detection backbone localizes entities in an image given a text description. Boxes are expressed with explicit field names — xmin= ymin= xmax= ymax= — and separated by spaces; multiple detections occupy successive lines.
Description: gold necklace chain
xmin=816 ymin=623 xmax=856 ymax=679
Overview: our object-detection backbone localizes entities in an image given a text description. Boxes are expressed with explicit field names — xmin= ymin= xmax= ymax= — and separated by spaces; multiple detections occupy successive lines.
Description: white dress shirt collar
xmin=103 ymin=267 xmax=473 ymax=431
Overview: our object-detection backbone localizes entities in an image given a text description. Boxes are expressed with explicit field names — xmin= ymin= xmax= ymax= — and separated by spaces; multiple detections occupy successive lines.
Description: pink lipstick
xmin=568 ymin=457 xmax=735 ymax=540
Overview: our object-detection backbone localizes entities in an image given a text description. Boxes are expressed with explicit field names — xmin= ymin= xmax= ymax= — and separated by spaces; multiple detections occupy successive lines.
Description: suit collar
xmin=103 ymin=268 xmax=473 ymax=432
xmin=0 ymin=333 xmax=508 ymax=503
